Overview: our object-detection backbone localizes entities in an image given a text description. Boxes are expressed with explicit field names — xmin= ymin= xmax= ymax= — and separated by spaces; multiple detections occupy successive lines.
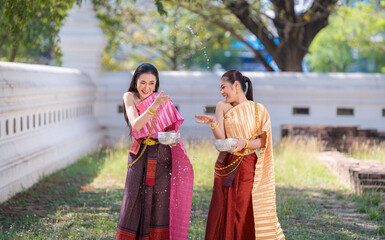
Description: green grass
xmin=274 ymin=137 xmax=385 ymax=239
xmin=274 ymin=137 xmax=341 ymax=189
xmin=0 ymin=148 xmax=125 ymax=239
xmin=184 ymin=140 xmax=217 ymax=239
xmin=354 ymin=192 xmax=384 ymax=220
xmin=348 ymin=141 xmax=385 ymax=163
xmin=1 ymin=138 xmax=385 ymax=239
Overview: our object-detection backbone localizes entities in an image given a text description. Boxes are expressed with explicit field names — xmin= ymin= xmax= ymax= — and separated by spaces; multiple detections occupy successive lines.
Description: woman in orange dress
xmin=195 ymin=70 xmax=285 ymax=240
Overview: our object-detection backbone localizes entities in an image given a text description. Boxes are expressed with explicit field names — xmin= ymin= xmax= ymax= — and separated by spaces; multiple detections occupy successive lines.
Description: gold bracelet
xmin=147 ymin=107 xmax=156 ymax=115
xmin=244 ymin=139 xmax=249 ymax=149
xmin=210 ymin=122 xmax=219 ymax=130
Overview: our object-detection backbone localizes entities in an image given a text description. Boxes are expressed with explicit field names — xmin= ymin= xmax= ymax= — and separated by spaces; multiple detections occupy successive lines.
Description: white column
xmin=58 ymin=0 xmax=107 ymax=85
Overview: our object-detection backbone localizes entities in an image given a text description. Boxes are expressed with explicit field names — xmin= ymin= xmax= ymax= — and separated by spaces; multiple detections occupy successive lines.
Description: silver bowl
xmin=158 ymin=132 xmax=180 ymax=145
xmin=214 ymin=138 xmax=237 ymax=152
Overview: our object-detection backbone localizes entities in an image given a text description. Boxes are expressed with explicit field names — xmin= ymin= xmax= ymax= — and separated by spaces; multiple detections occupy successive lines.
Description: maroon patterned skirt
xmin=116 ymin=143 xmax=172 ymax=240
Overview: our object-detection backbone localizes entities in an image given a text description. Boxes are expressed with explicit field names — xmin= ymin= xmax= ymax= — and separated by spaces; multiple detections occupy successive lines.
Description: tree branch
xmin=156 ymin=47 xmax=174 ymax=61
xmin=180 ymin=3 xmax=274 ymax=71
xmin=271 ymin=0 xmax=296 ymax=22
xmin=10 ymin=40 xmax=19 ymax=62
xmin=224 ymin=0 xmax=278 ymax=58
xmin=301 ymin=0 xmax=338 ymax=48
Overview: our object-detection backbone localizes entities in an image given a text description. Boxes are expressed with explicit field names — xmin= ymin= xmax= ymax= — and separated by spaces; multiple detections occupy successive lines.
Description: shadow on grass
xmin=2 ymin=148 xmax=385 ymax=239
xmin=277 ymin=186 xmax=385 ymax=240
xmin=189 ymin=185 xmax=385 ymax=239
xmin=0 ymin=148 xmax=122 ymax=239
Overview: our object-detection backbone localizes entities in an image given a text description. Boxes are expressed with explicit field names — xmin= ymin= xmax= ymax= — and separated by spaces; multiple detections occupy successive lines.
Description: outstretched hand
xmin=154 ymin=91 xmax=171 ymax=108
xmin=194 ymin=114 xmax=215 ymax=125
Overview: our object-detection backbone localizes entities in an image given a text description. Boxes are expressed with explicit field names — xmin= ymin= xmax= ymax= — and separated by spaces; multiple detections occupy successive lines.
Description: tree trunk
xmin=171 ymin=58 xmax=178 ymax=70
xmin=273 ymin=31 xmax=307 ymax=72
xmin=10 ymin=40 xmax=19 ymax=62
xmin=278 ymin=53 xmax=304 ymax=71
xmin=0 ymin=34 xmax=8 ymax=50
xmin=226 ymin=0 xmax=337 ymax=72
xmin=171 ymin=35 xmax=178 ymax=70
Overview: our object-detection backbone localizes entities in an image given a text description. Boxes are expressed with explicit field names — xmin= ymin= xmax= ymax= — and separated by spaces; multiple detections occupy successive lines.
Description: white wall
xmin=98 ymin=71 xmax=385 ymax=143
xmin=0 ymin=62 xmax=104 ymax=203
xmin=1 ymin=62 xmax=384 ymax=203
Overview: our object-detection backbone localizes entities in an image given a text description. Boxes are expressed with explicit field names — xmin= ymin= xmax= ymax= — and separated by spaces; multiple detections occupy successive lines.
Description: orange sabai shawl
xmin=224 ymin=101 xmax=285 ymax=239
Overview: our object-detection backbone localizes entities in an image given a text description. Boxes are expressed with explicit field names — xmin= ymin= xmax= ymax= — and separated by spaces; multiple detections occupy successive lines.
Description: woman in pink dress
xmin=116 ymin=63 xmax=193 ymax=240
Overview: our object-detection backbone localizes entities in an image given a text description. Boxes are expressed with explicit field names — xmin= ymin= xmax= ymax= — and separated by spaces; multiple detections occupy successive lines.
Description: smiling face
xmin=136 ymin=73 xmax=157 ymax=100
xmin=220 ymin=78 xmax=239 ymax=103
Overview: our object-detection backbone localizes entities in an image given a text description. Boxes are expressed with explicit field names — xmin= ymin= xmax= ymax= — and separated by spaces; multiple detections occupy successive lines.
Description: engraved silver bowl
xmin=214 ymin=138 xmax=237 ymax=152
xmin=158 ymin=132 xmax=180 ymax=145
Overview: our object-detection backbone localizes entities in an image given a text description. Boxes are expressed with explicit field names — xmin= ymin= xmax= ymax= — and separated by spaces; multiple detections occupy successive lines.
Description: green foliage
xmin=307 ymin=2 xmax=385 ymax=73
xmin=0 ymin=0 xmax=81 ymax=64
xmin=93 ymin=0 xmax=124 ymax=70
xmin=157 ymin=0 xmax=340 ymax=72
xmin=95 ymin=1 xmax=235 ymax=71
xmin=378 ymin=224 xmax=385 ymax=235
xmin=186 ymin=39 xmax=242 ymax=71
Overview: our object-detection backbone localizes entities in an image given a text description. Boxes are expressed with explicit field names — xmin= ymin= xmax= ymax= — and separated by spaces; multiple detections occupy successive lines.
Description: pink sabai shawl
xmin=132 ymin=92 xmax=194 ymax=240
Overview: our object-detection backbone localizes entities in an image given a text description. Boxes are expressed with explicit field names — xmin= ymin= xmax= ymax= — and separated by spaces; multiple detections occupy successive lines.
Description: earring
xmin=236 ymin=88 xmax=240 ymax=94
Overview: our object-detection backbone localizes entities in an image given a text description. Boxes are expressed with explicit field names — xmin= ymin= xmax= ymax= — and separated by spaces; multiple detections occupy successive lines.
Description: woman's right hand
xmin=153 ymin=91 xmax=171 ymax=109
xmin=195 ymin=102 xmax=225 ymax=139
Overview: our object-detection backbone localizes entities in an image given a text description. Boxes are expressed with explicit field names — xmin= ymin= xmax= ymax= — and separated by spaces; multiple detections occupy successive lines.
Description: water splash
xmin=187 ymin=25 xmax=211 ymax=70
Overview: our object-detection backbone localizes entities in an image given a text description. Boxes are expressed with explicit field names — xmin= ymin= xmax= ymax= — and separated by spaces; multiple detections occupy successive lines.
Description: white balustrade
xmin=0 ymin=62 xmax=103 ymax=203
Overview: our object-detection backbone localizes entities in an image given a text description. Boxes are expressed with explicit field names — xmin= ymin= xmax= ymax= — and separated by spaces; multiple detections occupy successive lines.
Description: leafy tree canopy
xmin=0 ymin=0 xmax=82 ymax=64
xmin=95 ymin=1 xmax=236 ymax=71
xmin=307 ymin=1 xmax=385 ymax=72
xmin=157 ymin=0 xmax=339 ymax=72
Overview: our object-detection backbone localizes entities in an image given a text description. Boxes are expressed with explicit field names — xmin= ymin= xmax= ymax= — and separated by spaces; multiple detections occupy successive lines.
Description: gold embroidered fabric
xmin=224 ymin=101 xmax=257 ymax=155
xmin=224 ymin=101 xmax=285 ymax=239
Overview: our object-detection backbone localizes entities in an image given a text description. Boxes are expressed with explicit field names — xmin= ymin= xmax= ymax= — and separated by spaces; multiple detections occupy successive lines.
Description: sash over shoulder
xmin=252 ymin=103 xmax=285 ymax=240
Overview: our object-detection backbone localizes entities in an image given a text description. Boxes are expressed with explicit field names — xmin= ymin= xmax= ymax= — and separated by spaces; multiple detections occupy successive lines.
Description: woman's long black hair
xmin=123 ymin=63 xmax=160 ymax=129
xmin=221 ymin=70 xmax=253 ymax=101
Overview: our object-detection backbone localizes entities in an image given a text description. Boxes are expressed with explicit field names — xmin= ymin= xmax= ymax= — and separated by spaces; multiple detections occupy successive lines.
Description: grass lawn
xmin=1 ymin=138 xmax=385 ymax=239
xmin=348 ymin=141 xmax=385 ymax=164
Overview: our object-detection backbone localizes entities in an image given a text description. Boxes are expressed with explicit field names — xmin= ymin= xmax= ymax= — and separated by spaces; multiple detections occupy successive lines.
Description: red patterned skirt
xmin=205 ymin=153 xmax=258 ymax=240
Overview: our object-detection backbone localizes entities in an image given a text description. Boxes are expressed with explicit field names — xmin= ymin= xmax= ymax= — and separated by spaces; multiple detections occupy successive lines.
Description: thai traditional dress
xmin=116 ymin=92 xmax=194 ymax=240
xmin=205 ymin=101 xmax=285 ymax=240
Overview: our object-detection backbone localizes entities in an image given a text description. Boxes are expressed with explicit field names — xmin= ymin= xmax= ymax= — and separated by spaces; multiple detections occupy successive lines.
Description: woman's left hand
xmin=230 ymin=136 xmax=246 ymax=153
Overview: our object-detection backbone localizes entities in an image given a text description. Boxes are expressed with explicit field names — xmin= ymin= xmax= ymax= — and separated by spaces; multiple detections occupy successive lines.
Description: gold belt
xmin=232 ymin=149 xmax=255 ymax=156
xmin=231 ymin=152 xmax=244 ymax=157
xmin=143 ymin=138 xmax=159 ymax=146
